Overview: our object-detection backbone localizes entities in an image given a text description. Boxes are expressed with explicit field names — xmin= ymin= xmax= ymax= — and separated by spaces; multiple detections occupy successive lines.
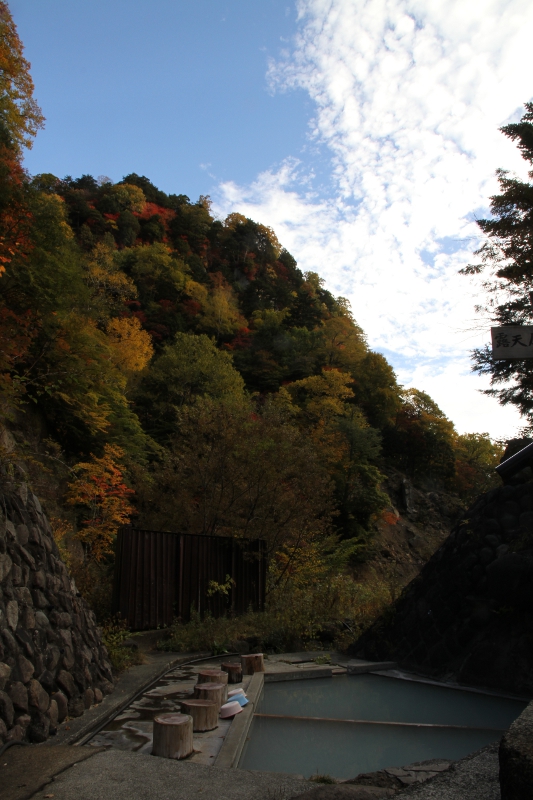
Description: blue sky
xmin=12 ymin=1 xmax=314 ymax=196
xmin=11 ymin=0 xmax=533 ymax=438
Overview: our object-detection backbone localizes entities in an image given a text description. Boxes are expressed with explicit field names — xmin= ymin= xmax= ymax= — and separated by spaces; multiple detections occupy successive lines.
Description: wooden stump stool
xmin=193 ymin=681 xmax=227 ymax=707
xmin=221 ymin=662 xmax=243 ymax=684
xmin=196 ymin=669 xmax=228 ymax=686
xmin=241 ymin=653 xmax=265 ymax=675
xmin=180 ymin=699 xmax=219 ymax=731
xmin=152 ymin=713 xmax=193 ymax=759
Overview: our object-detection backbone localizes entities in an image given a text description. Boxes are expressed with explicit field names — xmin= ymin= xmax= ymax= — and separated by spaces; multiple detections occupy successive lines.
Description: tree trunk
xmin=152 ymin=713 xmax=193 ymax=759
xmin=193 ymin=681 xmax=227 ymax=707
xmin=196 ymin=669 xmax=228 ymax=685
xmin=180 ymin=699 xmax=219 ymax=731
xmin=221 ymin=662 xmax=243 ymax=683
xmin=241 ymin=653 xmax=265 ymax=675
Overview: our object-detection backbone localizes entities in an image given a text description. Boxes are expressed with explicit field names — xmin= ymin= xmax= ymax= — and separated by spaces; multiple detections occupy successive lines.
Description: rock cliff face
xmin=350 ymin=480 xmax=533 ymax=696
xmin=0 ymin=482 xmax=114 ymax=743
xmin=356 ymin=467 xmax=465 ymax=589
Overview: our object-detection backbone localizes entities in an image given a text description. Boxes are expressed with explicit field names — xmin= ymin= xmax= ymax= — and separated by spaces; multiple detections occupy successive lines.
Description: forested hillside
xmin=0 ymin=2 xmax=504 ymax=644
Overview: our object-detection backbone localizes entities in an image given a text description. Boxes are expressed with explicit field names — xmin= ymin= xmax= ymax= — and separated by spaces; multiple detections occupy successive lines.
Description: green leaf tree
xmin=383 ymin=389 xmax=457 ymax=484
xmin=453 ymin=432 xmax=504 ymax=501
xmin=134 ymin=332 xmax=245 ymax=442
xmin=137 ymin=398 xmax=335 ymax=578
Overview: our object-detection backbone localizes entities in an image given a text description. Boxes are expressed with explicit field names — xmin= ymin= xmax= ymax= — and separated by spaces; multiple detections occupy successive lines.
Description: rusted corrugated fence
xmin=112 ymin=527 xmax=266 ymax=630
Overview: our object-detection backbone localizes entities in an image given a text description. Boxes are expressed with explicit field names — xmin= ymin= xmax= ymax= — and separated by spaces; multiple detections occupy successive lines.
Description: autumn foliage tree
xmin=0 ymin=2 xmax=44 ymax=152
xmin=137 ymin=398 xmax=335 ymax=586
xmin=0 ymin=1 xmax=44 ymax=418
xmin=283 ymin=368 xmax=388 ymax=545
xmin=0 ymin=0 xmax=43 ymax=274
xmin=453 ymin=432 xmax=504 ymax=501
xmin=65 ymin=444 xmax=135 ymax=562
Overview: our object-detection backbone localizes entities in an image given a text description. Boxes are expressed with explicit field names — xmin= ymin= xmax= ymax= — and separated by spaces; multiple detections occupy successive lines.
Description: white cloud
xmin=213 ymin=0 xmax=533 ymax=439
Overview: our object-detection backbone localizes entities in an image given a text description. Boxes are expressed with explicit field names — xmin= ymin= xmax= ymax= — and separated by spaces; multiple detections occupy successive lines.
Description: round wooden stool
xmin=221 ymin=662 xmax=243 ymax=683
xmin=180 ymin=699 xmax=219 ymax=731
xmin=196 ymin=669 xmax=228 ymax=685
xmin=152 ymin=712 xmax=193 ymax=759
xmin=241 ymin=653 xmax=265 ymax=675
xmin=193 ymin=681 xmax=227 ymax=707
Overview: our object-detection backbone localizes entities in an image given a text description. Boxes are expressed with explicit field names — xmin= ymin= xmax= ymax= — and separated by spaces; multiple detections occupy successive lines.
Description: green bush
xmin=159 ymin=570 xmax=393 ymax=655
xmin=101 ymin=619 xmax=143 ymax=673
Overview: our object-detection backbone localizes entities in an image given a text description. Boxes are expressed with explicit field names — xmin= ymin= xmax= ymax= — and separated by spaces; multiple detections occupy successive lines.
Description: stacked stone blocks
xmin=0 ymin=483 xmax=114 ymax=743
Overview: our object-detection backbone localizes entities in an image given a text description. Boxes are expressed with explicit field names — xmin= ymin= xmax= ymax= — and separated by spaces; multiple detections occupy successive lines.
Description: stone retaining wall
xmin=350 ymin=480 xmax=533 ymax=696
xmin=0 ymin=482 xmax=114 ymax=743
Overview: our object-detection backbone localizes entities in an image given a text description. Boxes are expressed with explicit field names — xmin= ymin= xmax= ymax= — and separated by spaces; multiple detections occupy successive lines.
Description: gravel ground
xmin=395 ymin=744 xmax=500 ymax=800
xmin=28 ymin=749 xmax=308 ymax=800
xmin=24 ymin=742 xmax=501 ymax=800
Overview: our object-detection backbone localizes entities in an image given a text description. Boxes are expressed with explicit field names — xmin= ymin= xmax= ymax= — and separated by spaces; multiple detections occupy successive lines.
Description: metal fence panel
xmin=112 ymin=528 xmax=266 ymax=630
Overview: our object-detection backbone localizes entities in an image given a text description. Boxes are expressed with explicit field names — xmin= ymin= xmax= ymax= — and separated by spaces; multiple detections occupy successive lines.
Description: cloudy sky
xmin=12 ymin=0 xmax=533 ymax=438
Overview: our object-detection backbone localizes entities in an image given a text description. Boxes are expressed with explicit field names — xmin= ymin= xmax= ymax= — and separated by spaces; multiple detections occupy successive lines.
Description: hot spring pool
xmin=238 ymin=673 xmax=527 ymax=779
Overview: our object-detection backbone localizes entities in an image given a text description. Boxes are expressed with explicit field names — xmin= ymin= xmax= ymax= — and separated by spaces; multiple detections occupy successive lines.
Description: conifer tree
xmin=462 ymin=103 xmax=533 ymax=426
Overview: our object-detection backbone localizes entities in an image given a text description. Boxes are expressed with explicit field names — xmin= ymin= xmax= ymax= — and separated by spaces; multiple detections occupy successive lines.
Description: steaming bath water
xmin=238 ymin=674 xmax=526 ymax=778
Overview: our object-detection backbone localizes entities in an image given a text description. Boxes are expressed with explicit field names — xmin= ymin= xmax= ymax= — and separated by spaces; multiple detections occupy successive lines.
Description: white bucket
xmin=219 ymin=701 xmax=243 ymax=719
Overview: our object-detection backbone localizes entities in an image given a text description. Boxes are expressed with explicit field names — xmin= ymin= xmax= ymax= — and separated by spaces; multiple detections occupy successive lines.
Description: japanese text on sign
xmin=491 ymin=327 xmax=533 ymax=359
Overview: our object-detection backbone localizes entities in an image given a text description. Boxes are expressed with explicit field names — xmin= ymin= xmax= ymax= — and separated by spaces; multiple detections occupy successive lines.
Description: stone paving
xmin=89 ymin=659 xmax=245 ymax=764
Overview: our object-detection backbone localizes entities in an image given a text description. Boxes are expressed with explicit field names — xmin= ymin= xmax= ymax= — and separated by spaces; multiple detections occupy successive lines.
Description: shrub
xmin=101 ymin=619 xmax=142 ymax=673
xmin=159 ymin=569 xmax=394 ymax=655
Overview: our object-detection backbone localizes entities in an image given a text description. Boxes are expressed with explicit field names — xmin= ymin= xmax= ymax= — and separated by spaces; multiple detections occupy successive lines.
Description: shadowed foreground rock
xmin=350 ymin=480 xmax=533 ymax=696
xmin=293 ymin=759 xmax=454 ymax=799
xmin=499 ymin=700 xmax=533 ymax=800
xmin=290 ymin=786 xmax=394 ymax=799
xmin=0 ymin=481 xmax=114 ymax=743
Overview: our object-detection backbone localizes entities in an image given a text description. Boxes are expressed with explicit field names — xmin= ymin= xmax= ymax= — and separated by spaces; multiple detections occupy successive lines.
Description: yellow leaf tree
xmin=106 ymin=316 xmax=154 ymax=374
xmin=84 ymin=241 xmax=137 ymax=319
xmin=185 ymin=273 xmax=245 ymax=339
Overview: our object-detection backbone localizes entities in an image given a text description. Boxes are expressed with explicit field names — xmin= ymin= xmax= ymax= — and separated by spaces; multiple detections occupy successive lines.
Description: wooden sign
xmin=491 ymin=327 xmax=533 ymax=359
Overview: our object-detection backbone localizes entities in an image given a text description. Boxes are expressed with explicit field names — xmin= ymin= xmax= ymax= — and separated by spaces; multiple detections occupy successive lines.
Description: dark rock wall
xmin=499 ymin=700 xmax=533 ymax=800
xmin=0 ymin=483 xmax=114 ymax=743
xmin=350 ymin=481 xmax=533 ymax=696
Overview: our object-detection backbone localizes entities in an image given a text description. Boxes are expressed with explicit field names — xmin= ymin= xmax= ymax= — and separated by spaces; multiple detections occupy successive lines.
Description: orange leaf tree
xmin=66 ymin=444 xmax=135 ymax=562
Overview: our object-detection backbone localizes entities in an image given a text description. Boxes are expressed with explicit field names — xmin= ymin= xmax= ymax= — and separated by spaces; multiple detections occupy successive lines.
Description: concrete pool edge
xmin=265 ymin=667 xmax=333 ymax=683
xmin=215 ymin=665 xmax=337 ymax=768
xmin=215 ymin=671 xmax=265 ymax=768
xmin=372 ymin=668 xmax=532 ymax=703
